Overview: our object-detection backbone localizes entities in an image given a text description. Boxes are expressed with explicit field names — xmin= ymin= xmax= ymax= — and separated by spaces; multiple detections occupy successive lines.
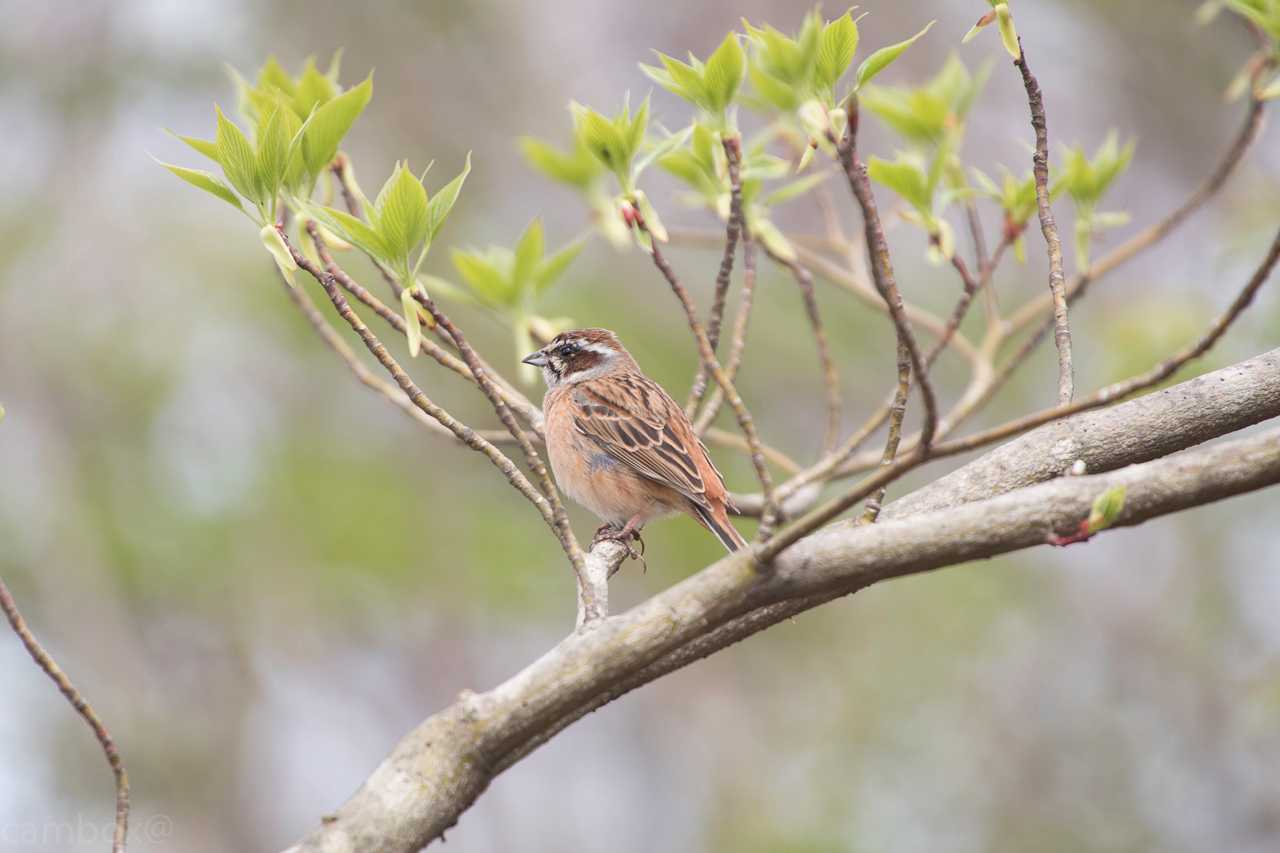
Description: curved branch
xmin=284 ymin=354 xmax=1280 ymax=853
xmin=2 ymin=578 xmax=129 ymax=852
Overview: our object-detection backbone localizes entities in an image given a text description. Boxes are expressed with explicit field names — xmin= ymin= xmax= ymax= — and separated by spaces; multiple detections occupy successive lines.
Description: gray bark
xmin=284 ymin=349 xmax=1280 ymax=853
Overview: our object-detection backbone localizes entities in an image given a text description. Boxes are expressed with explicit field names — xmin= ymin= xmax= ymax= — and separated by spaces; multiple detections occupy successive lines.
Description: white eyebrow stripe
xmin=579 ymin=342 xmax=616 ymax=356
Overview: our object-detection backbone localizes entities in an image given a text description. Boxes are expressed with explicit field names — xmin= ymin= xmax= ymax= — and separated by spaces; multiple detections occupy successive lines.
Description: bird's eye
xmin=560 ymin=342 xmax=580 ymax=356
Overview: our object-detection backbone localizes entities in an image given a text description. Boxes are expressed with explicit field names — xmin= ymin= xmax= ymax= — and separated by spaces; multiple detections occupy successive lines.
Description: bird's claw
xmin=592 ymin=524 xmax=644 ymax=562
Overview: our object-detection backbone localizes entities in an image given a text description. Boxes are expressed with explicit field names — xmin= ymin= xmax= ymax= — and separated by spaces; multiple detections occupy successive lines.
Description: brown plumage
xmin=523 ymin=328 xmax=747 ymax=552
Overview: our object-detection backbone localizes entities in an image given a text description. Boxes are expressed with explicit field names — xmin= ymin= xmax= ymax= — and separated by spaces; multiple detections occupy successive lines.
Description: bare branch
xmin=631 ymin=208 xmax=779 ymax=526
xmin=765 ymin=248 xmax=842 ymax=453
xmin=1005 ymin=80 xmax=1268 ymax=338
xmin=277 ymin=266 xmax=519 ymax=445
xmin=285 ymin=411 xmax=1280 ymax=853
xmin=688 ymin=135 xmax=746 ymax=413
xmin=280 ymin=229 xmax=599 ymax=612
xmin=1 ymin=577 xmax=129 ymax=853
xmin=1014 ymin=41 xmax=1074 ymax=405
xmin=413 ymin=294 xmax=596 ymax=623
xmin=930 ymin=224 xmax=1280 ymax=459
xmin=693 ymin=227 xmax=758 ymax=434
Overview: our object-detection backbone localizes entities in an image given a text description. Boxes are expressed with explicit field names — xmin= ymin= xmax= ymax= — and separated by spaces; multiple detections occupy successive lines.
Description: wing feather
xmin=569 ymin=375 xmax=719 ymax=507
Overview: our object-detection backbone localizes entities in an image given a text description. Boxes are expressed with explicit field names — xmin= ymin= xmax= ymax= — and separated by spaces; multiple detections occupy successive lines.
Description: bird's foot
xmin=592 ymin=523 xmax=644 ymax=563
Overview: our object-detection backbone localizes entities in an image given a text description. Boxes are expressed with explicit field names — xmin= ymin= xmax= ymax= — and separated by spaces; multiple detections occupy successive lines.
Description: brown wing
xmin=569 ymin=373 xmax=724 ymax=510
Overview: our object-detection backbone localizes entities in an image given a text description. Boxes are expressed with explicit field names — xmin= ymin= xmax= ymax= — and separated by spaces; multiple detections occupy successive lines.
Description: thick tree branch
xmin=285 ymin=394 xmax=1280 ymax=853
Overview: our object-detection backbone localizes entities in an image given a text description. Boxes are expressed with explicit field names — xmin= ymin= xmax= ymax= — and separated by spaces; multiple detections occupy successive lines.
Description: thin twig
xmin=1005 ymin=91 xmax=1269 ymax=337
xmin=765 ymin=247 xmax=842 ymax=453
xmin=277 ymin=251 xmax=519 ymax=445
xmin=1 ymin=577 xmax=129 ymax=853
xmin=832 ymin=103 xmax=938 ymax=518
xmin=308 ymin=228 xmax=544 ymax=430
xmin=687 ymin=135 xmax=746 ymax=413
xmin=414 ymin=294 xmax=592 ymax=617
xmin=630 ymin=207 xmax=778 ymax=529
xmin=933 ymin=222 xmax=1280 ymax=458
xmin=1015 ymin=41 xmax=1073 ymax=405
xmin=693 ymin=225 xmax=758 ymax=434
xmin=280 ymin=228 xmax=595 ymax=604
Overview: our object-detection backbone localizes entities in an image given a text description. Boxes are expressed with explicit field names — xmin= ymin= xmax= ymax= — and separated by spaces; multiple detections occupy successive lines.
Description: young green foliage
xmin=659 ymin=123 xmax=822 ymax=261
xmin=963 ymin=2 xmax=1020 ymax=61
xmin=519 ymin=135 xmax=630 ymax=249
xmin=431 ymin=219 xmax=583 ymax=381
xmin=970 ymin=165 xmax=1060 ymax=262
xmin=741 ymin=10 xmax=932 ymax=165
xmin=160 ymin=55 xmax=373 ymax=237
xmin=640 ymin=32 xmax=745 ymax=130
xmin=861 ymin=54 xmax=990 ymax=147
xmin=1086 ymin=485 xmax=1127 ymax=535
xmin=313 ymin=154 xmax=472 ymax=287
xmin=867 ymin=147 xmax=964 ymax=262
xmin=1058 ymin=132 xmax=1136 ymax=267
xmin=570 ymin=96 xmax=650 ymax=194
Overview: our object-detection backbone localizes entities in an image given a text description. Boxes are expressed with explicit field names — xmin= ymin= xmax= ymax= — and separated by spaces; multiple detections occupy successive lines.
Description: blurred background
xmin=2 ymin=1 xmax=1279 ymax=850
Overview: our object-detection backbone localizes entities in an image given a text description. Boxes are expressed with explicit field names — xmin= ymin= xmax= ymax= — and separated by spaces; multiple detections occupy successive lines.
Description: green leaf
xmin=703 ymin=32 xmax=746 ymax=113
xmin=256 ymin=107 xmax=291 ymax=201
xmin=519 ymin=137 xmax=600 ymax=188
xmin=752 ymin=216 xmax=796 ymax=262
xmin=634 ymin=124 xmax=693 ymax=180
xmin=425 ymin=152 xmax=472 ymax=244
xmin=301 ymin=74 xmax=373 ymax=179
xmin=401 ymin=286 xmax=424 ymax=358
xmin=763 ymin=171 xmax=827 ymax=207
xmin=996 ymin=5 xmax=1021 ymax=61
xmin=168 ymin=131 xmax=220 ymax=164
xmin=155 ymin=159 xmax=245 ymax=213
xmin=513 ymin=218 xmax=545 ymax=287
xmin=313 ymin=205 xmax=390 ymax=262
xmin=374 ymin=162 xmax=430 ymax=263
xmin=641 ymin=54 xmax=709 ymax=110
xmin=572 ymin=102 xmax=630 ymax=182
xmin=215 ymin=105 xmax=263 ymax=205
xmin=815 ymin=11 xmax=860 ymax=93
xmin=418 ymin=274 xmax=479 ymax=306
xmin=260 ymin=224 xmax=298 ymax=286
xmin=855 ymin=20 xmax=935 ymax=89
xmin=534 ymin=239 xmax=584 ymax=293
xmin=257 ymin=56 xmax=296 ymax=97
xmin=293 ymin=56 xmax=337 ymax=118
xmin=452 ymin=248 xmax=515 ymax=306
xmin=1086 ymin=485 xmax=1126 ymax=534
xmin=868 ymin=155 xmax=932 ymax=213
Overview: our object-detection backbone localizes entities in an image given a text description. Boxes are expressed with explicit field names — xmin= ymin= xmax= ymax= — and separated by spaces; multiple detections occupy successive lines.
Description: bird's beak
xmin=521 ymin=350 xmax=549 ymax=368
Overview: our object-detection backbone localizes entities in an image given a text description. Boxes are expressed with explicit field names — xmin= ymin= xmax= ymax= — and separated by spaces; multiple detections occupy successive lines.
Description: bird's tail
xmin=693 ymin=503 xmax=749 ymax=552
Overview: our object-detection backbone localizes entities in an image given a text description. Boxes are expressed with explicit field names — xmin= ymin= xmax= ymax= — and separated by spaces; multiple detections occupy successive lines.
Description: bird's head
xmin=522 ymin=328 xmax=633 ymax=388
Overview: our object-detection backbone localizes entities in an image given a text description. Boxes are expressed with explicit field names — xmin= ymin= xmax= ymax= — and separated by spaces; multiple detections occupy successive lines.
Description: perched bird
xmin=523 ymin=328 xmax=748 ymax=552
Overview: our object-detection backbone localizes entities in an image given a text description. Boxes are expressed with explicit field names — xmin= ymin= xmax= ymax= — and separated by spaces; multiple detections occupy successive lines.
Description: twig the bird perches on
xmin=277 ymin=261 xmax=520 ymax=445
xmin=1 ymin=577 xmax=129 ymax=853
xmin=282 ymin=227 xmax=603 ymax=623
xmin=1016 ymin=41 xmax=1072 ymax=405
xmin=413 ymin=294 xmax=594 ymax=622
